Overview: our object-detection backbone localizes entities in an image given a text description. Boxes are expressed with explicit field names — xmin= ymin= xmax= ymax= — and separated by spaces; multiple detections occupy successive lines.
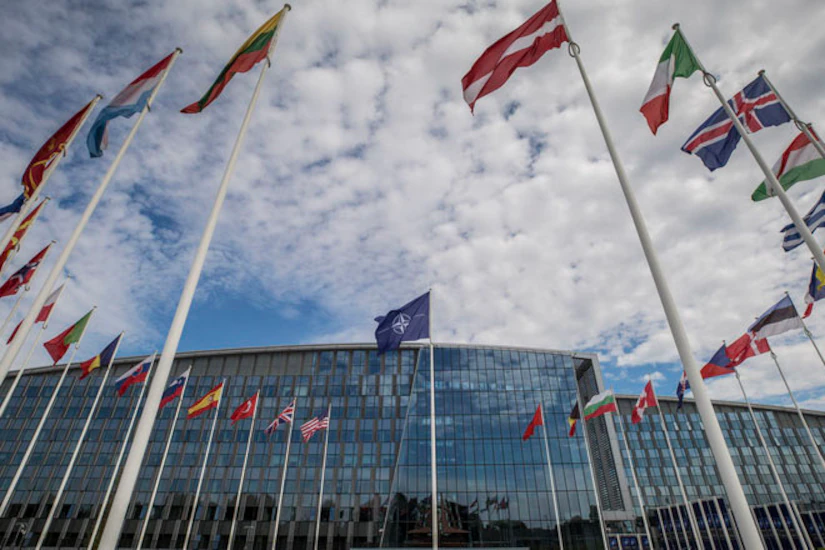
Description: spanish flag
xmin=79 ymin=334 xmax=122 ymax=380
xmin=188 ymin=382 xmax=224 ymax=419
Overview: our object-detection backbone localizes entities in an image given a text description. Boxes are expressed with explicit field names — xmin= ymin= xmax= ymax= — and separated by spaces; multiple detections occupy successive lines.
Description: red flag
xmin=726 ymin=333 xmax=771 ymax=368
xmin=0 ymin=243 xmax=51 ymax=298
xmin=231 ymin=392 xmax=259 ymax=425
xmin=631 ymin=381 xmax=657 ymax=424
xmin=522 ymin=404 xmax=543 ymax=441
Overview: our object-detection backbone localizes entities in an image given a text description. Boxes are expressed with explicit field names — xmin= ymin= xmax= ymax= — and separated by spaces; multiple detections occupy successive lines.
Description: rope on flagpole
xmin=759 ymin=70 xmax=825 ymax=161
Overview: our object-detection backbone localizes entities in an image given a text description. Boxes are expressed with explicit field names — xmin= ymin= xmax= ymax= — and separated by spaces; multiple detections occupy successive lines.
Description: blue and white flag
xmin=374 ymin=291 xmax=430 ymax=354
xmin=676 ymin=371 xmax=690 ymax=409
xmin=780 ymin=189 xmax=825 ymax=252
xmin=0 ymin=194 xmax=24 ymax=223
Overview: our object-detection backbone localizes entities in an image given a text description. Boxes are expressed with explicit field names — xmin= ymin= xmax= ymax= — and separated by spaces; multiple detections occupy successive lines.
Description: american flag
xmin=300 ymin=410 xmax=329 ymax=442
xmin=264 ymin=399 xmax=295 ymax=435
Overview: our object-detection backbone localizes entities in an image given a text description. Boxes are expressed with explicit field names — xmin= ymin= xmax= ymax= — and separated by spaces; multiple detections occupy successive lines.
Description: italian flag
xmin=583 ymin=390 xmax=617 ymax=420
xmin=182 ymin=7 xmax=288 ymax=114
xmin=639 ymin=28 xmax=701 ymax=135
xmin=752 ymin=130 xmax=825 ymax=201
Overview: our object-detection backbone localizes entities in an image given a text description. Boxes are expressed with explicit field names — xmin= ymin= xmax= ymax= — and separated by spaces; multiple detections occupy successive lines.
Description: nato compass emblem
xmin=392 ymin=313 xmax=411 ymax=335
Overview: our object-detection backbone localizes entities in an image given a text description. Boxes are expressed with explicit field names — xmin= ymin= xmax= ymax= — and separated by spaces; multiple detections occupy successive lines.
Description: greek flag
xmin=781 ymin=189 xmax=825 ymax=252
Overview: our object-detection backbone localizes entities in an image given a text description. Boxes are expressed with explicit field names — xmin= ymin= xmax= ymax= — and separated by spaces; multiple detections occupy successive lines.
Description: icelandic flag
xmin=0 ymin=194 xmax=24 ymax=223
xmin=676 ymin=371 xmax=690 ymax=409
xmin=115 ymin=356 xmax=153 ymax=396
xmin=780 ymin=189 xmax=825 ymax=252
xmin=159 ymin=368 xmax=190 ymax=409
xmin=87 ymin=51 xmax=176 ymax=157
xmin=700 ymin=345 xmax=735 ymax=380
xmin=374 ymin=291 xmax=430 ymax=354
xmin=682 ymin=74 xmax=790 ymax=171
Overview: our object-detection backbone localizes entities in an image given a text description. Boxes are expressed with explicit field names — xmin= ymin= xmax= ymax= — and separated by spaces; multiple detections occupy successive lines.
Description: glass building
xmin=0 ymin=343 xmax=822 ymax=549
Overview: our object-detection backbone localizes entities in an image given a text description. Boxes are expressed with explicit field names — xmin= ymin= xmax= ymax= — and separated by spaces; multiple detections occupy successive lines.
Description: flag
xmin=264 ymin=399 xmax=295 ymax=434
xmin=461 ymin=0 xmax=568 ymax=112
xmin=748 ymin=295 xmax=803 ymax=339
xmin=676 ymin=371 xmax=689 ymax=409
xmin=79 ymin=334 xmax=122 ymax=380
xmin=182 ymin=8 xmax=288 ymax=113
xmin=682 ymin=74 xmax=791 ymax=171
xmin=114 ymin=356 xmax=152 ymax=396
xmin=0 ymin=194 xmax=24 ymax=223
xmin=22 ymin=99 xmax=97 ymax=198
xmin=485 ymin=496 xmax=498 ymax=511
xmin=583 ymin=390 xmax=617 ymax=420
xmin=498 ymin=497 xmax=509 ymax=510
xmin=804 ymin=261 xmax=825 ymax=318
xmin=631 ymin=381 xmax=657 ymax=424
xmin=7 ymin=284 xmax=63 ymax=345
xmin=187 ymin=382 xmax=224 ymax=419
xmin=639 ymin=28 xmax=701 ymax=134
xmin=726 ymin=333 xmax=771 ymax=368
xmin=0 ymin=243 xmax=51 ymax=298
xmin=522 ymin=404 xmax=543 ymax=441
xmin=700 ymin=344 xmax=735 ymax=380
xmin=567 ymin=402 xmax=579 ymax=437
xmin=160 ymin=369 xmax=190 ymax=410
xmin=780 ymin=190 xmax=825 ymax=252
xmin=87 ymin=52 xmax=176 ymax=157
xmin=374 ymin=291 xmax=430 ymax=354
xmin=753 ymin=129 xmax=825 ymax=201
xmin=300 ymin=410 xmax=330 ymax=442
xmin=43 ymin=309 xmax=93 ymax=364
xmin=0 ymin=199 xmax=47 ymax=274
xmin=231 ymin=392 xmax=259 ymax=425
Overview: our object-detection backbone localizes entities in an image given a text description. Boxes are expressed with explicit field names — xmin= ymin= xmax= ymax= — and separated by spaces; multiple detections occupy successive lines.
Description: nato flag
xmin=374 ymin=292 xmax=430 ymax=354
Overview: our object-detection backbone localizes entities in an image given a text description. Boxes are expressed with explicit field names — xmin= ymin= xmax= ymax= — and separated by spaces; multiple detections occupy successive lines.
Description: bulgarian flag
xmin=583 ymin=390 xmax=617 ymax=420
xmin=43 ymin=309 xmax=93 ymax=364
xmin=181 ymin=6 xmax=289 ymax=114
xmin=640 ymin=28 xmax=701 ymax=135
xmin=752 ymin=130 xmax=825 ymax=201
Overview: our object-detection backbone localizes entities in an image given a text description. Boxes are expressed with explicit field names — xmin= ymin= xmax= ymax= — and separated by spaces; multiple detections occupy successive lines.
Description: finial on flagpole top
xmin=96 ymin=93 xmax=104 ymax=100
xmin=285 ymin=3 xmax=292 ymax=10
xmin=175 ymin=47 xmax=183 ymax=54
xmin=672 ymin=23 xmax=680 ymax=30
xmin=758 ymin=69 xmax=766 ymax=75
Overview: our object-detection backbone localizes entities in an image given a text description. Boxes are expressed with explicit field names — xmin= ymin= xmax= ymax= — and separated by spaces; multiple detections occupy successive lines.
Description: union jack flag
xmin=682 ymin=74 xmax=790 ymax=171
xmin=300 ymin=410 xmax=329 ymax=442
xmin=264 ymin=399 xmax=295 ymax=435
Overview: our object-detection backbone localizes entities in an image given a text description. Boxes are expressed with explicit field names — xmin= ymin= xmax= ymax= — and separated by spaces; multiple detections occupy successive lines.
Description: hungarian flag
xmin=640 ymin=28 xmax=701 ymax=134
xmin=188 ymin=382 xmax=224 ymax=419
xmin=726 ymin=333 xmax=770 ymax=368
xmin=804 ymin=260 xmax=825 ymax=318
xmin=181 ymin=7 xmax=288 ymax=113
xmin=631 ymin=381 xmax=657 ymax=424
xmin=22 ymin=99 xmax=98 ymax=198
xmin=0 ymin=243 xmax=51 ymax=298
xmin=43 ymin=309 xmax=93 ymax=364
xmin=7 ymin=284 xmax=64 ymax=345
xmin=0 ymin=199 xmax=47 ymax=274
xmin=461 ymin=0 xmax=568 ymax=113
xmin=700 ymin=345 xmax=735 ymax=380
xmin=79 ymin=334 xmax=122 ymax=380
xmin=522 ymin=404 xmax=543 ymax=441
xmin=753 ymin=129 xmax=825 ymax=201
xmin=567 ymin=402 xmax=579 ymax=437
xmin=231 ymin=392 xmax=259 ymax=425
xmin=583 ymin=390 xmax=617 ymax=421
xmin=748 ymin=295 xmax=803 ymax=340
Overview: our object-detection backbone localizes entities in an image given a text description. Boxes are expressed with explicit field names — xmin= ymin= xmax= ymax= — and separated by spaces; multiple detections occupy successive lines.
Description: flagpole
xmin=0 ymin=198 xmax=51 ymax=282
xmin=731 ymin=369 xmax=807 ymax=550
xmin=538 ymin=403 xmax=565 ymax=550
xmin=183 ymin=378 xmax=225 ymax=550
xmin=98 ymin=10 xmax=293 ymax=546
xmin=613 ymin=395 xmax=653 ymax=546
xmin=87 ymin=352 xmax=157 ymax=549
xmin=797 ymin=311 xmax=825 ymax=374
xmin=554 ymin=9 xmax=762 ymax=545
xmin=759 ymin=70 xmax=825 ymax=160
xmin=0 ymin=50 xmax=181 ymax=392
xmin=0 ymin=307 xmax=95 ymax=516
xmin=312 ymin=403 xmax=332 ymax=550
xmin=136 ymin=366 xmax=191 ymax=550
xmin=272 ymin=402 xmax=295 ymax=550
xmin=228 ymin=390 xmax=259 ymax=550
xmin=35 ymin=332 xmax=124 ymax=549
xmin=0 ymin=292 xmax=27 ymax=338
xmin=427 ymin=288 xmax=438 ymax=550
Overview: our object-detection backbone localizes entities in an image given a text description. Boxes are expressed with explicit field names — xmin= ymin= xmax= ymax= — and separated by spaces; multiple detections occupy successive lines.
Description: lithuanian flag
xmin=43 ymin=309 xmax=94 ymax=364
xmin=79 ymin=334 xmax=122 ymax=380
xmin=182 ymin=6 xmax=290 ymax=114
xmin=188 ymin=382 xmax=224 ymax=419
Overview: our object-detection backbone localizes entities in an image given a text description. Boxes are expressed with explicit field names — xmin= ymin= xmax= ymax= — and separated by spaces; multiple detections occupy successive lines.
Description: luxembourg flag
xmin=86 ymin=51 xmax=177 ymax=157
xmin=115 ymin=356 xmax=153 ymax=396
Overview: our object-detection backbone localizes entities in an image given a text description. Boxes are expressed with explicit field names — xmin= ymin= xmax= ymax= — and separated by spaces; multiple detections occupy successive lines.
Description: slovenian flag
xmin=159 ymin=368 xmax=190 ymax=409
xmin=115 ymin=356 xmax=153 ymax=396
xmin=86 ymin=51 xmax=177 ymax=157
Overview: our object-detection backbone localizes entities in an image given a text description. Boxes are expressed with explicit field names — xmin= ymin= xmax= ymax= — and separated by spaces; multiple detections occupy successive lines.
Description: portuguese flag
xmin=752 ymin=130 xmax=825 ymax=201
xmin=43 ymin=309 xmax=94 ymax=364
xmin=583 ymin=390 xmax=617 ymax=421
xmin=182 ymin=7 xmax=289 ymax=114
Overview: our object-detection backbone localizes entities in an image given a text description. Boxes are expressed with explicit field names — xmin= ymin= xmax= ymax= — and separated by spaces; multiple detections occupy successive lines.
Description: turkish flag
xmin=231 ymin=392 xmax=259 ymax=425
xmin=522 ymin=405 xmax=543 ymax=441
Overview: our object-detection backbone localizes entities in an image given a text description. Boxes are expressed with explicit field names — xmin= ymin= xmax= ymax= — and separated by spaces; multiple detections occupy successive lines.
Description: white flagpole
xmin=0 ymin=50 xmax=181 ymax=391
xmin=87 ymin=352 xmax=158 ymax=549
xmin=538 ymin=403 xmax=565 ymax=550
xmin=800 ymin=317 xmax=825 ymax=373
xmin=555 ymin=8 xmax=762 ymax=545
xmin=732 ymin=370 xmax=806 ymax=550
xmin=0 ymin=240 xmax=56 ymax=337
xmin=312 ymin=403 xmax=332 ymax=550
xmin=35 ymin=333 xmax=124 ymax=549
xmin=0 ymin=307 xmax=95 ymax=516
xmin=759 ymin=70 xmax=825 ymax=160
xmin=136 ymin=366 xmax=192 ymax=550
xmin=427 ymin=288 xmax=438 ymax=550
xmin=183 ymin=379 xmax=225 ymax=550
xmin=614 ymin=396 xmax=653 ymax=546
xmin=0 ymin=198 xmax=51 ymax=283
xmin=98 ymin=11 xmax=292 ymax=546
xmin=228 ymin=390 xmax=260 ymax=550
xmin=272 ymin=404 xmax=295 ymax=550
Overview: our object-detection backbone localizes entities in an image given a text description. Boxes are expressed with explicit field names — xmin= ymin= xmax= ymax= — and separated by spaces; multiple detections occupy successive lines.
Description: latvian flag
xmin=461 ymin=0 xmax=568 ymax=113
xmin=300 ymin=410 xmax=330 ymax=442
xmin=748 ymin=295 xmax=803 ymax=340
xmin=115 ymin=357 xmax=152 ymax=396
xmin=265 ymin=399 xmax=295 ymax=435
xmin=159 ymin=368 xmax=190 ymax=410
xmin=583 ymin=390 xmax=617 ymax=421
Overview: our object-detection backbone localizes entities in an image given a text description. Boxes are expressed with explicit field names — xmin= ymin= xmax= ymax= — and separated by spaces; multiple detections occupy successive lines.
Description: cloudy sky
xmin=1 ymin=0 xmax=824 ymax=408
